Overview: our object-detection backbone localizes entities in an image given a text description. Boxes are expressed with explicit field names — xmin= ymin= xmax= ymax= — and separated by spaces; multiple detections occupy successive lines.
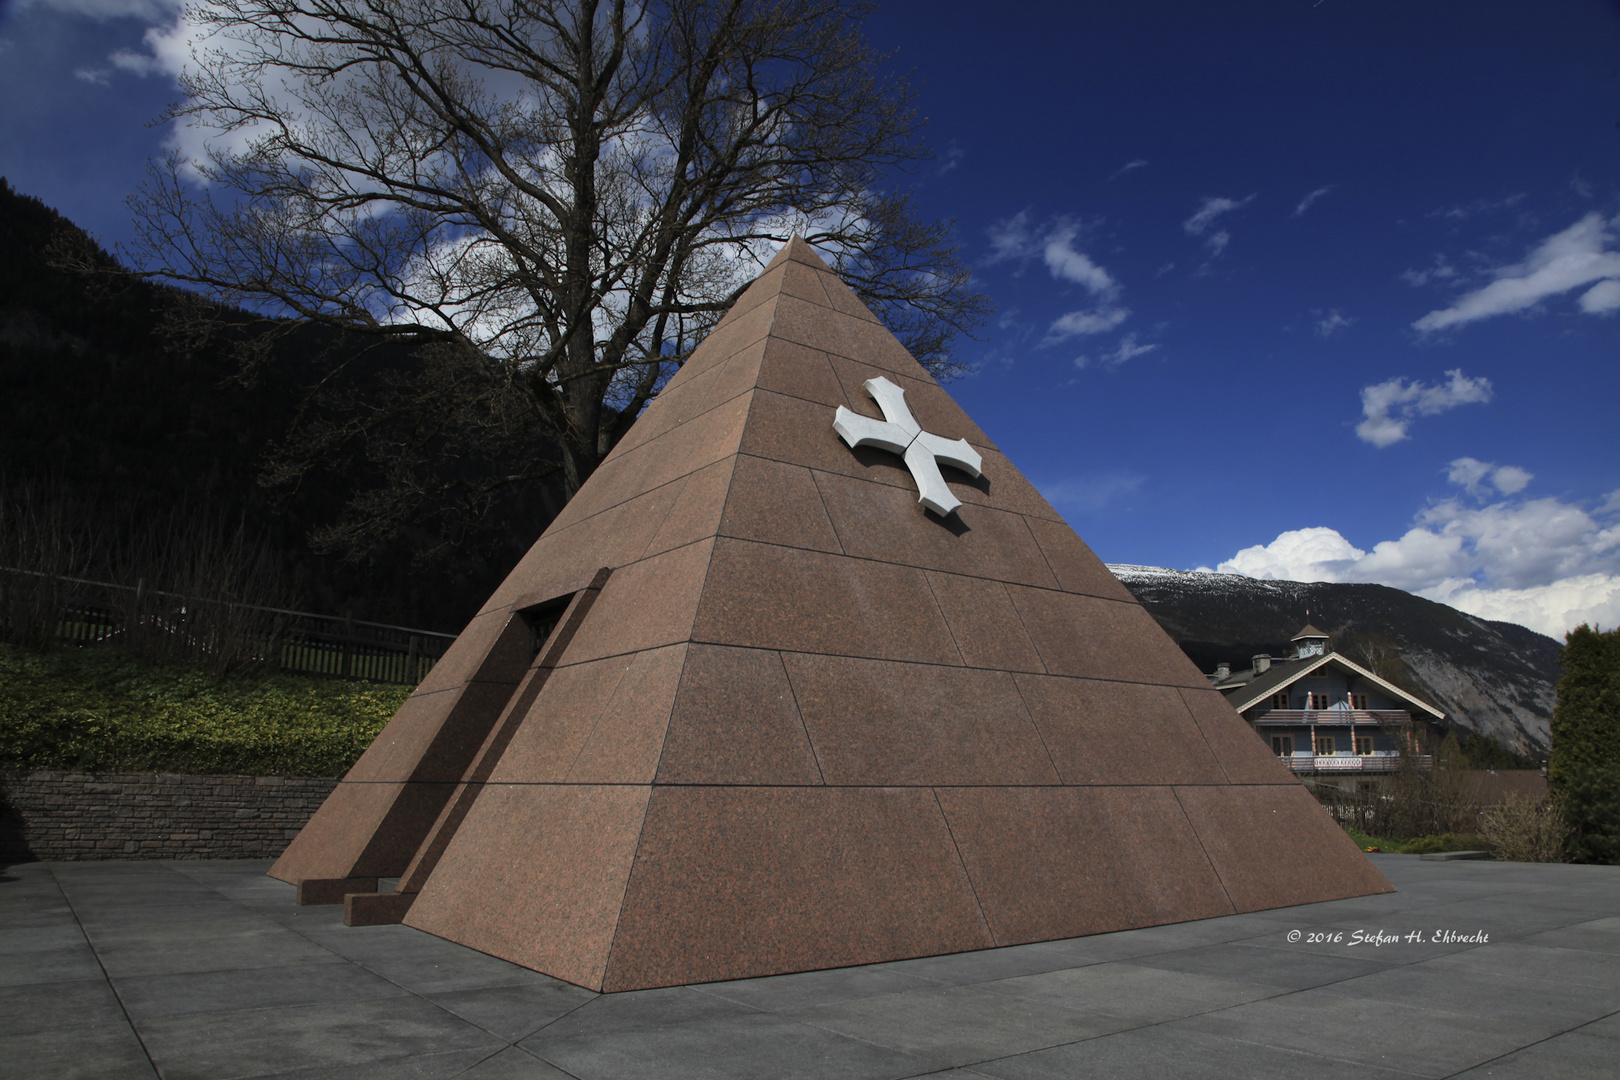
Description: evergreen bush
xmin=0 ymin=643 xmax=406 ymax=778
xmin=1550 ymin=625 xmax=1620 ymax=864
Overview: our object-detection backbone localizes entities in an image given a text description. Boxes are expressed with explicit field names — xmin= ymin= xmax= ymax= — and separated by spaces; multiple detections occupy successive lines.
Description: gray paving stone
xmin=1573 ymin=1011 xmax=1620 ymax=1041
xmin=114 ymin=961 xmax=413 ymax=1022
xmin=456 ymin=1046 xmax=579 ymax=1078
xmin=1426 ymin=940 xmax=1620 ymax=989
xmin=970 ymin=1022 xmax=1425 ymax=1080
xmin=698 ymin=964 xmax=940 ymax=1012
xmin=982 ymin=961 xmax=1279 ymax=1024
xmin=1448 ymin=1031 xmax=1620 ymax=1078
xmin=0 ymin=918 xmax=92 ymax=954
xmin=92 ymin=925 xmax=347 ymax=978
xmin=351 ymin=945 xmax=558 ymax=995
xmin=524 ymin=1006 xmax=932 ymax=1080
xmin=1126 ymin=939 xmax=1401 ymax=990
xmin=0 ymin=1018 xmax=157 ymax=1079
xmin=787 ymin=983 xmax=1126 ymax=1068
xmin=424 ymin=980 xmax=600 ymax=1041
xmin=219 ymin=1046 xmax=498 ymax=1080
xmin=0 ymin=977 xmax=127 ymax=1035
xmin=867 ymin=941 xmax=1092 ymax=987
xmin=139 ymin=995 xmax=504 ymax=1080
xmin=1178 ymin=988 xmax=1560 ymax=1077
xmin=1323 ymin=951 xmax=1620 ymax=1029
xmin=0 ymin=943 xmax=107 ymax=986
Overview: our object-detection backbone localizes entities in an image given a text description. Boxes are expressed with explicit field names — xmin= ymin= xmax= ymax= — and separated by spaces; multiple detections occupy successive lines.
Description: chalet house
xmin=1210 ymin=625 xmax=1446 ymax=790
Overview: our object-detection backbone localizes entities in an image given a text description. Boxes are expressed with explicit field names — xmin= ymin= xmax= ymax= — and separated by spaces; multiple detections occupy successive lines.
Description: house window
xmin=1355 ymin=736 xmax=1373 ymax=756
xmin=1272 ymin=692 xmax=1291 ymax=709
xmin=1350 ymin=693 xmax=1368 ymax=710
xmin=1272 ymin=736 xmax=1294 ymax=757
xmin=1314 ymin=736 xmax=1336 ymax=756
xmin=1308 ymin=692 xmax=1331 ymax=710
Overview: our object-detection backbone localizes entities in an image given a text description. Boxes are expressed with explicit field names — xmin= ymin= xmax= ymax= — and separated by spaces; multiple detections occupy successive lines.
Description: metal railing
xmin=6 ymin=568 xmax=456 ymax=685
xmin=1281 ymin=754 xmax=1433 ymax=774
xmin=1254 ymin=710 xmax=1413 ymax=726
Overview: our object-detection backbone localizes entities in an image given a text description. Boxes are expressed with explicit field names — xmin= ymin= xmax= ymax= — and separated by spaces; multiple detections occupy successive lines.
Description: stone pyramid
xmin=270 ymin=239 xmax=1390 ymax=992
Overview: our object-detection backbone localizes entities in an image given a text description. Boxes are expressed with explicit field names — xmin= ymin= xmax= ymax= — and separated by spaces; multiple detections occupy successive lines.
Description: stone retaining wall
xmin=0 ymin=772 xmax=337 ymax=861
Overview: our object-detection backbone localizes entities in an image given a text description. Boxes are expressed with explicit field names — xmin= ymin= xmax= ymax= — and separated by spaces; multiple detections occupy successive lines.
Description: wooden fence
xmin=4 ymin=568 xmax=455 ymax=685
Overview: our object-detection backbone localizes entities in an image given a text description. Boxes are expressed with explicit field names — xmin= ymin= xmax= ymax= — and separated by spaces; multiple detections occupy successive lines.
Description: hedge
xmin=0 ymin=643 xmax=409 ymax=778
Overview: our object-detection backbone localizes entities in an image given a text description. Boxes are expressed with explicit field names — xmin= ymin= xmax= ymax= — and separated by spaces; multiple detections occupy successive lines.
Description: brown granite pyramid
xmin=270 ymin=239 xmax=1391 ymax=991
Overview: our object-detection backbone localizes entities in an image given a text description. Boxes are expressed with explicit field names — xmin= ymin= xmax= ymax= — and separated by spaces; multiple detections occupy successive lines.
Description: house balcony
xmin=1280 ymin=752 xmax=1432 ymax=774
xmin=1253 ymin=710 xmax=1412 ymax=727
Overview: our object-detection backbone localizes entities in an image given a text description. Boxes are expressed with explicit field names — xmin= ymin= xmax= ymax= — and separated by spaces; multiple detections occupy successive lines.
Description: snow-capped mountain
xmin=1109 ymin=565 xmax=1559 ymax=755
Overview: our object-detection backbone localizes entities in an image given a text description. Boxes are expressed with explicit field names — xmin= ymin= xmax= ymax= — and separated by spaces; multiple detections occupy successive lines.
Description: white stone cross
xmin=833 ymin=376 xmax=983 ymax=517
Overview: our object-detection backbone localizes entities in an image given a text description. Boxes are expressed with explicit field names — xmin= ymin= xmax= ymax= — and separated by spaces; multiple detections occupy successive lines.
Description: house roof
xmin=1222 ymin=651 xmax=1446 ymax=720
xmin=1291 ymin=624 xmax=1329 ymax=641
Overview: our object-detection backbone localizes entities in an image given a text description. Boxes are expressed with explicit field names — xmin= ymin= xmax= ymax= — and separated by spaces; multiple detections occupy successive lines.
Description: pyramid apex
xmin=763 ymin=234 xmax=833 ymax=272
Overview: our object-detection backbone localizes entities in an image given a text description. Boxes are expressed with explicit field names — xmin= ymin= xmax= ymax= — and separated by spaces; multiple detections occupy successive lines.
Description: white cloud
xmin=1430 ymin=193 xmax=1527 ymax=221
xmin=1208 ymin=486 xmax=1620 ymax=639
xmin=935 ymin=144 xmax=964 ymax=176
xmin=985 ymin=211 xmax=1038 ymax=264
xmin=1579 ymin=278 xmax=1620 ymax=314
xmin=20 ymin=0 xmax=181 ymax=20
xmin=1355 ymin=369 xmax=1493 ymax=448
xmin=1183 ymin=195 xmax=1255 ymax=255
xmin=1043 ymin=224 xmax=1118 ymax=298
xmin=1414 ymin=212 xmax=1620 ymax=332
xmin=1075 ymin=332 xmax=1158 ymax=371
xmin=1047 ymin=306 xmax=1130 ymax=341
xmin=1109 ymin=159 xmax=1148 ymax=180
xmin=1294 ymin=185 xmax=1334 ymax=217
xmin=1315 ymin=309 xmax=1352 ymax=337
xmin=1446 ymin=457 xmax=1532 ymax=497
xmin=1401 ymin=255 xmax=1458 ymax=288
xmin=1035 ymin=472 xmax=1145 ymax=513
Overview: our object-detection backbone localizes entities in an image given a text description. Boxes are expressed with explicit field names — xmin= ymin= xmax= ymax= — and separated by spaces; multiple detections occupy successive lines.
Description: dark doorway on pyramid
xmin=271 ymin=239 xmax=1391 ymax=992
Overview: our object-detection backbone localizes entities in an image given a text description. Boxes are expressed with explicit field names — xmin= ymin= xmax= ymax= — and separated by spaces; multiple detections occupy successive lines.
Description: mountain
xmin=1109 ymin=565 xmax=1561 ymax=756
xmin=0 ymin=179 xmax=563 ymax=633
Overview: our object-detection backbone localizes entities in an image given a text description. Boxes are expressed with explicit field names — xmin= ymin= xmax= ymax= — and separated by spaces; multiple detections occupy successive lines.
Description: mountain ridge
xmin=1108 ymin=564 xmax=1560 ymax=756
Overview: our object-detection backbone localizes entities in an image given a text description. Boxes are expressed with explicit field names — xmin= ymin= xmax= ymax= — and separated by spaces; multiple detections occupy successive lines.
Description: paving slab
xmin=0 ymin=853 xmax=1616 ymax=1079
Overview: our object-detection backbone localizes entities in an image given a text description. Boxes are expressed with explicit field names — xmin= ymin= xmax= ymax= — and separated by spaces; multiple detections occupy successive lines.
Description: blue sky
xmin=2 ymin=0 xmax=1618 ymax=639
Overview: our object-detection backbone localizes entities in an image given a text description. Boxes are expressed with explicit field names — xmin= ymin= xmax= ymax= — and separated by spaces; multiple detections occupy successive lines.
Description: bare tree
xmin=123 ymin=0 xmax=990 ymax=558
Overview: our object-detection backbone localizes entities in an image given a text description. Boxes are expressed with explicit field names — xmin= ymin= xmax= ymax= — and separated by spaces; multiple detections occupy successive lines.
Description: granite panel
xmin=1175 ymin=784 xmax=1394 ymax=911
xmin=340 ymin=687 xmax=461 ymax=783
xmin=344 ymin=891 xmax=414 ymax=926
xmin=1179 ymin=688 xmax=1299 ymax=785
xmin=717 ymin=454 xmax=844 ymax=554
xmin=405 ymin=784 xmax=652 ymax=992
xmin=782 ymin=654 xmax=1059 ymax=786
xmin=1006 ymin=586 xmax=1211 ymax=687
xmin=601 ymin=786 xmax=993 ymax=990
xmin=296 ymin=877 xmax=378 ymax=906
xmin=767 ymin=294 xmax=927 ymax=379
xmin=1012 ymin=675 xmax=1228 ymax=785
xmin=414 ymin=610 xmax=531 ymax=695
xmin=269 ymin=782 xmax=411 ymax=884
xmin=656 ymin=644 xmax=823 ymax=785
xmin=1023 ymin=516 xmax=1137 ymax=602
xmin=813 ymin=264 xmax=884 ymax=324
xmin=350 ymin=781 xmax=464 ymax=877
xmin=691 ymin=538 xmax=960 ymax=665
xmin=676 ymin=299 xmax=779 ymax=381
xmin=561 ymin=538 xmax=716 ymax=664
xmin=755 ymin=337 xmax=846 ymax=406
xmin=347 ymin=681 xmax=522 ymax=785
xmin=826 ymin=354 xmax=993 ymax=449
xmin=566 ymin=644 xmax=688 ymax=784
xmin=938 ymin=786 xmax=1235 ymax=946
xmin=639 ymin=456 xmax=735 ymax=559
xmin=485 ymin=655 xmax=637 ymax=784
xmin=924 ymin=571 xmax=1046 ymax=672
xmin=814 ymin=470 xmax=1057 ymax=588
xmin=544 ymin=392 xmax=751 ymax=535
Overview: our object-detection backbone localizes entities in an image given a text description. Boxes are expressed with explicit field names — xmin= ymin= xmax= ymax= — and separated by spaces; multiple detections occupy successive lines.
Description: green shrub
xmin=1397 ymin=833 xmax=1490 ymax=855
xmin=0 ymin=643 xmax=409 ymax=778
xmin=1479 ymin=794 xmax=1569 ymax=863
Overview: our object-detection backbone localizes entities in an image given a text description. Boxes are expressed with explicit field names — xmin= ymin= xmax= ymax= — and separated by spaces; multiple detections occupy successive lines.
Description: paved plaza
xmin=2 ymin=854 xmax=1616 ymax=1079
